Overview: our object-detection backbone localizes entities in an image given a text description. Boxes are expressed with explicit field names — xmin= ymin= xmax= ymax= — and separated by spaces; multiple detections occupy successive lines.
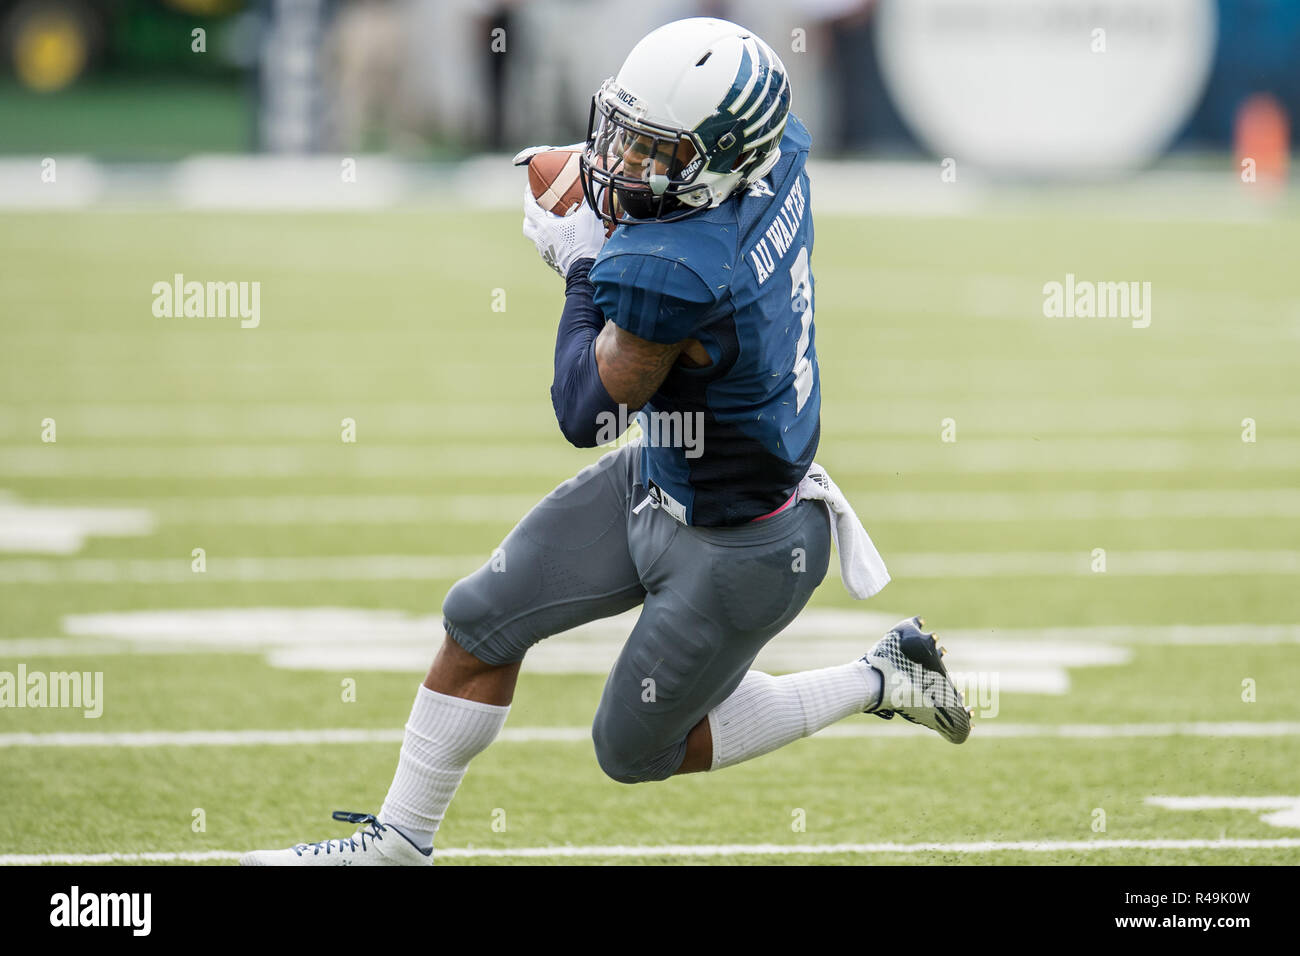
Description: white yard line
xmin=849 ymin=489 xmax=1300 ymax=521
xmin=0 ymin=555 xmax=480 ymax=583
xmin=3 ymin=397 xmax=1295 ymax=440
xmin=3 ymin=838 xmax=1298 ymax=865
xmin=0 ymin=729 xmax=407 ymax=748
xmin=0 ymin=402 xmax=552 ymax=439
xmin=7 ymin=620 xmax=1297 ymax=660
xmin=2 ymin=549 xmax=1296 ymax=584
xmin=889 ymin=550 xmax=1300 ymax=577
xmin=4 ymin=722 xmax=1300 ymax=749
xmin=0 ymin=445 xmax=578 ymax=479
xmin=14 ymin=488 xmax=1300 ymax=526
xmin=943 ymin=623 xmax=1300 ymax=645
xmin=0 ymin=500 xmax=155 ymax=554
xmin=2 ymin=438 xmax=1296 ymax=477
xmin=819 ymin=722 xmax=1300 ymax=739
xmin=152 ymin=494 xmax=542 ymax=524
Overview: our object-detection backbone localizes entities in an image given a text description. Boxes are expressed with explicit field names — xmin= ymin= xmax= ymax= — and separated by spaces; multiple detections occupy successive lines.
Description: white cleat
xmin=239 ymin=811 xmax=434 ymax=866
xmin=862 ymin=616 xmax=972 ymax=744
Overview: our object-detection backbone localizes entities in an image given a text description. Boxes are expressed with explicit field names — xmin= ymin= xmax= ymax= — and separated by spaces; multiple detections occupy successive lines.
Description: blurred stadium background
xmin=2 ymin=0 xmax=1298 ymax=192
xmin=1 ymin=0 xmax=1298 ymax=865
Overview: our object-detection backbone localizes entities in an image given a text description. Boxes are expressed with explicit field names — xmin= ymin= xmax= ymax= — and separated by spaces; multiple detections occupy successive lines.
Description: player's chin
xmin=614 ymin=186 xmax=660 ymax=221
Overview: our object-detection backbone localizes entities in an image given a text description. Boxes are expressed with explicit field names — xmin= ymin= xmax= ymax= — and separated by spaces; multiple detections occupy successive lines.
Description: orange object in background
xmin=1234 ymin=92 xmax=1290 ymax=191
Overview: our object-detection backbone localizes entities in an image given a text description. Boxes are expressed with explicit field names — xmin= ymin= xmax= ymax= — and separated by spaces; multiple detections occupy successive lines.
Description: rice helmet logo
xmin=616 ymin=87 xmax=638 ymax=108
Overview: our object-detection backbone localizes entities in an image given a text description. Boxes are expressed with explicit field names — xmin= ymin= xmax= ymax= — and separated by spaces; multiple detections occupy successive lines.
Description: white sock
xmin=708 ymin=662 xmax=881 ymax=771
xmin=379 ymin=684 xmax=509 ymax=849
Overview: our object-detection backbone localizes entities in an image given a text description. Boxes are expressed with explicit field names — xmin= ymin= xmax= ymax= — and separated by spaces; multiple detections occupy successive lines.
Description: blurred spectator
xmin=326 ymin=0 xmax=407 ymax=150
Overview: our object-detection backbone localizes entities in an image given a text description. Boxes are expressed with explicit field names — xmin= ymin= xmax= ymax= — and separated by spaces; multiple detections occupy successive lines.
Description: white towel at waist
xmin=796 ymin=462 xmax=890 ymax=600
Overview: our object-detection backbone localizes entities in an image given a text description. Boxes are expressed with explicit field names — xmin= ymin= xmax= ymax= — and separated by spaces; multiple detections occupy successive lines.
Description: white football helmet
xmin=579 ymin=17 xmax=792 ymax=226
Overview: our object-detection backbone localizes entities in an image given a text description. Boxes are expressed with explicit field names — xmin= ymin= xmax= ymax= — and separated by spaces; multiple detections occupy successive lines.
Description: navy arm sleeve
xmin=550 ymin=258 xmax=620 ymax=448
xmin=551 ymin=252 xmax=717 ymax=447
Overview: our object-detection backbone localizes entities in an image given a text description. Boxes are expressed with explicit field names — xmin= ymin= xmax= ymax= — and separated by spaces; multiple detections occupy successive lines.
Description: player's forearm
xmin=550 ymin=258 xmax=621 ymax=447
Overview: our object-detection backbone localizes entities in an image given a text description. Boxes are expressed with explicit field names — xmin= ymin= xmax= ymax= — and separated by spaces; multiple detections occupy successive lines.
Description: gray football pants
xmin=442 ymin=442 xmax=832 ymax=783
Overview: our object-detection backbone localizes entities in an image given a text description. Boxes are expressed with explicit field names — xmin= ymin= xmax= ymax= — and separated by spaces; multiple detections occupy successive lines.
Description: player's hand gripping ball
xmin=513 ymin=144 xmax=617 ymax=229
xmin=515 ymin=145 xmax=614 ymax=277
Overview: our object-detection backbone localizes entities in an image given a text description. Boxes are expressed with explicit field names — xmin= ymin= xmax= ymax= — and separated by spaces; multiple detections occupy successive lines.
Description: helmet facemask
xmin=579 ymin=87 xmax=713 ymax=227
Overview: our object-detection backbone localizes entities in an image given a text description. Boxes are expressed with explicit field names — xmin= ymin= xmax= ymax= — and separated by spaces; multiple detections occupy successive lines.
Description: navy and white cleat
xmin=239 ymin=811 xmax=433 ymax=866
xmin=862 ymin=616 xmax=972 ymax=744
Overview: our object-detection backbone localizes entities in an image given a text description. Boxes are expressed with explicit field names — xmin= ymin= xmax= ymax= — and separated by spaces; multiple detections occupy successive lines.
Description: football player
xmin=241 ymin=17 xmax=969 ymax=867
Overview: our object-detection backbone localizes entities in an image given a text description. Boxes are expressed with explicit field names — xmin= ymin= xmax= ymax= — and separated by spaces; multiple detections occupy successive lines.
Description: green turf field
xmin=1 ymin=205 xmax=1297 ymax=865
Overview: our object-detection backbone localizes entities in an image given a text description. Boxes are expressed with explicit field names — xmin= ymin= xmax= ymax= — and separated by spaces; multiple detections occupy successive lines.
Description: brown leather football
xmin=524 ymin=147 xmax=617 ymax=236
xmin=527 ymin=148 xmax=586 ymax=216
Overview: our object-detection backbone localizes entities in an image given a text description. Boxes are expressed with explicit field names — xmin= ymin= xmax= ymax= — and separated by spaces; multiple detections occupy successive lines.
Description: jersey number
xmin=789 ymin=246 xmax=814 ymax=414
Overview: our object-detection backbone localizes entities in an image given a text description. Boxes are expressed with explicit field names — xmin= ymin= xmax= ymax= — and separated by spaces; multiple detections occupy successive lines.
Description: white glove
xmin=522 ymin=181 xmax=607 ymax=278
xmin=511 ymin=143 xmax=584 ymax=167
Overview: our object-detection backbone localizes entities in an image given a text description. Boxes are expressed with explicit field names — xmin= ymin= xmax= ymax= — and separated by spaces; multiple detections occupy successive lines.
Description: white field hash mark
xmin=0 ymin=494 xmax=155 ymax=554
xmin=3 ymin=839 xmax=1299 ymax=865
xmin=3 ymin=723 xmax=1300 ymax=749
xmin=1146 ymin=796 xmax=1300 ymax=829
xmin=7 ymin=607 xmax=1296 ymax=692
xmin=45 ymin=606 xmax=1125 ymax=692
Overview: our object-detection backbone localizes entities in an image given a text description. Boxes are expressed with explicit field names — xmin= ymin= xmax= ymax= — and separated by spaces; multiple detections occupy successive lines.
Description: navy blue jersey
xmin=590 ymin=115 xmax=819 ymax=526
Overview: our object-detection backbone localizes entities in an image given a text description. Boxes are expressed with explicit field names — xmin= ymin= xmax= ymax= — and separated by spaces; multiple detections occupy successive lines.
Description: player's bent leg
xmin=423 ymin=632 xmax=522 ymax=705
xmin=380 ymin=444 xmax=646 ymax=843
xmin=238 ymin=631 xmax=513 ymax=866
xmin=700 ymin=615 xmax=974 ymax=777
xmin=591 ymin=594 xmax=735 ymax=784
xmin=239 ymin=637 xmax=513 ymax=867
xmin=374 ymin=633 xmax=515 ymax=852
xmin=591 ymin=497 xmax=832 ymax=784
xmin=241 ymin=446 xmax=646 ymax=865
xmin=440 ymin=444 xmax=647 ymax=668
xmin=701 ymin=664 xmax=879 ymax=772
xmin=676 ymin=715 xmax=714 ymax=773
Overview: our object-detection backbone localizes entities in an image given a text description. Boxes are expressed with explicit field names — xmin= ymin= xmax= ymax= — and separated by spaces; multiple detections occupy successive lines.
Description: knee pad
xmin=441 ymin=571 xmax=491 ymax=636
xmin=591 ymin=709 xmax=685 ymax=784
xmin=441 ymin=576 xmax=517 ymax=668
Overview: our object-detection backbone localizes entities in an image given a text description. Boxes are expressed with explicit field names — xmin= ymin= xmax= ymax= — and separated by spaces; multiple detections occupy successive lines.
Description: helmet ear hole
xmin=731 ymin=149 xmax=753 ymax=171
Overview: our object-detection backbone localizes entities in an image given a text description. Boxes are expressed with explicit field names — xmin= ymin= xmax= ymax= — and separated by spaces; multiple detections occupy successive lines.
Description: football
xmin=524 ymin=146 xmax=617 ymax=236
xmin=527 ymin=147 xmax=585 ymax=215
